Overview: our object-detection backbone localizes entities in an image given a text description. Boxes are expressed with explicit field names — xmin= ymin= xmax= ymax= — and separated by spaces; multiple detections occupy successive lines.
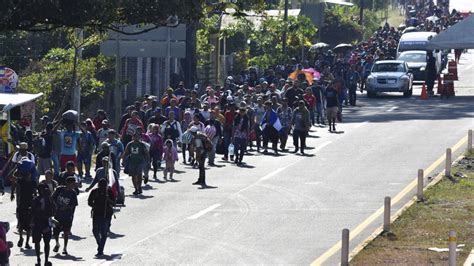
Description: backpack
xmin=163 ymin=123 xmax=177 ymax=140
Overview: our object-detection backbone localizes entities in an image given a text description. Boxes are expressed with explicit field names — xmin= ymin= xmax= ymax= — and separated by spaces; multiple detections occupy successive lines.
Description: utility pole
xmin=359 ymin=0 xmax=364 ymax=25
xmin=282 ymin=0 xmax=289 ymax=54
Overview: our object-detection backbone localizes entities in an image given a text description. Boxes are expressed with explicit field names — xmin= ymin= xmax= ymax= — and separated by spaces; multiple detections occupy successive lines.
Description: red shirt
xmin=304 ymin=94 xmax=317 ymax=108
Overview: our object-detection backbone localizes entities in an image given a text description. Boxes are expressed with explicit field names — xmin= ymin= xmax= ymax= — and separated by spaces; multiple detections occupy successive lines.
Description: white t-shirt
xmin=12 ymin=151 xmax=35 ymax=164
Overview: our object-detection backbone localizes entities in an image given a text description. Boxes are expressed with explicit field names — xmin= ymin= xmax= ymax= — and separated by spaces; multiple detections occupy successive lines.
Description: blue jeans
xmin=223 ymin=131 xmax=232 ymax=159
xmin=233 ymin=137 xmax=247 ymax=162
xmin=92 ymin=215 xmax=111 ymax=253
xmin=51 ymin=153 xmax=60 ymax=177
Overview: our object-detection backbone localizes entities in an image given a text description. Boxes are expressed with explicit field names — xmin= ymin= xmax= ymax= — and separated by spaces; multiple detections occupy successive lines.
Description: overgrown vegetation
xmin=352 ymin=153 xmax=474 ymax=265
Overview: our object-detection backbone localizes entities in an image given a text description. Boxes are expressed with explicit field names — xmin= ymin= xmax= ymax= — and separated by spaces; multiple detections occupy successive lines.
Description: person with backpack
xmin=161 ymin=111 xmax=182 ymax=148
xmin=88 ymin=178 xmax=115 ymax=257
xmin=51 ymin=176 xmax=78 ymax=256
xmin=122 ymin=133 xmax=149 ymax=195
xmin=190 ymin=127 xmax=212 ymax=187
xmin=31 ymin=183 xmax=55 ymax=266
xmin=10 ymin=157 xmax=37 ymax=250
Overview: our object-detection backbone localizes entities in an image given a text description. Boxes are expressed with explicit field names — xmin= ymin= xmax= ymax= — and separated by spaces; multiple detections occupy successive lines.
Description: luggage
xmin=62 ymin=110 xmax=78 ymax=122
xmin=116 ymin=186 xmax=125 ymax=205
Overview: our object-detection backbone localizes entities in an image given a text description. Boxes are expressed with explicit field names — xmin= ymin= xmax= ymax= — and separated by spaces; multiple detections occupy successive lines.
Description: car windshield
xmin=372 ymin=63 xmax=405 ymax=72
xmin=398 ymin=52 xmax=426 ymax=63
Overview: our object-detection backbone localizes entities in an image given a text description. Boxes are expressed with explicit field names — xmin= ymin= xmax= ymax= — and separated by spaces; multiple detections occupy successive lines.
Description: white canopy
xmin=0 ymin=92 xmax=43 ymax=112
xmin=426 ymin=15 xmax=474 ymax=49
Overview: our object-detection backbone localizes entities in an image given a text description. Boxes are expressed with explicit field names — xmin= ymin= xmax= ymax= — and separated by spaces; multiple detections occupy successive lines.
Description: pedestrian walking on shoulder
xmin=88 ymin=178 xmax=115 ymax=257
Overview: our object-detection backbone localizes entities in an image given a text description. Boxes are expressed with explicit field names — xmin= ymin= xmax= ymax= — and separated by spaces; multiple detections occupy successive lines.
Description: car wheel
xmin=403 ymin=90 xmax=410 ymax=97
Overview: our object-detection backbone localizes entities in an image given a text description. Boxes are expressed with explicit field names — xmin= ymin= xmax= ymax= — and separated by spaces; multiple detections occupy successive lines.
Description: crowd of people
xmin=0 ymin=0 xmax=467 ymax=265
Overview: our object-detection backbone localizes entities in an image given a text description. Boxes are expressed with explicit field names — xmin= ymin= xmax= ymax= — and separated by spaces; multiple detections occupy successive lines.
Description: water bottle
xmin=228 ymin=143 xmax=235 ymax=157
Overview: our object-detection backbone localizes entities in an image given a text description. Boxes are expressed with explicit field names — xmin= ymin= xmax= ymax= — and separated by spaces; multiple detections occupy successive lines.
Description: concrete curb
xmin=348 ymin=152 xmax=468 ymax=262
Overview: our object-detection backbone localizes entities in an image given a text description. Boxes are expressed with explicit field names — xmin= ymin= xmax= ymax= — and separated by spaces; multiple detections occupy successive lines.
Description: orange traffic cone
xmin=437 ymin=75 xmax=442 ymax=94
xmin=420 ymin=83 xmax=429 ymax=100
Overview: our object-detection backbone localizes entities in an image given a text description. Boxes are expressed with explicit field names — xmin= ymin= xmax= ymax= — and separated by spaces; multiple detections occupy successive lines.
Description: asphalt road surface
xmin=1 ymin=51 xmax=473 ymax=265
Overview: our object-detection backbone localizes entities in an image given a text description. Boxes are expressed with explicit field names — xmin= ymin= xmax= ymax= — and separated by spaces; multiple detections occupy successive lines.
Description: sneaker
xmin=25 ymin=243 xmax=32 ymax=249
xmin=17 ymin=238 xmax=23 ymax=247
xmin=95 ymin=251 xmax=104 ymax=257
xmin=192 ymin=181 xmax=202 ymax=186
xmin=62 ymin=249 xmax=68 ymax=255
xmin=53 ymin=244 xmax=60 ymax=253
xmin=132 ymin=191 xmax=139 ymax=195
xmin=208 ymin=162 xmax=215 ymax=167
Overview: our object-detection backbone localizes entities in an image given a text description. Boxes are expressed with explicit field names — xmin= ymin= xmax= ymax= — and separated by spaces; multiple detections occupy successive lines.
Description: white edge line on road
xmin=187 ymin=203 xmax=221 ymax=220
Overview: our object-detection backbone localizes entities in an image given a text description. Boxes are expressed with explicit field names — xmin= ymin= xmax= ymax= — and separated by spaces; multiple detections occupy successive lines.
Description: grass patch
xmin=352 ymin=153 xmax=474 ymax=265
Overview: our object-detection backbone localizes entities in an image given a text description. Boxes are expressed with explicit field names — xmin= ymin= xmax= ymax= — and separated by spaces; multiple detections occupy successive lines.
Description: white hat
xmin=190 ymin=126 xmax=199 ymax=133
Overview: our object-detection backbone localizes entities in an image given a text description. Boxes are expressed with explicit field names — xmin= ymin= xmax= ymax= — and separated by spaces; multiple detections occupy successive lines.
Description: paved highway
xmin=1 ymin=51 xmax=473 ymax=265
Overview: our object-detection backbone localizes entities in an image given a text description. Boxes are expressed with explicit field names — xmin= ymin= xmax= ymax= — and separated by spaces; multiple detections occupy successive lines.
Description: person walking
xmin=162 ymin=139 xmax=178 ymax=181
xmin=204 ymin=110 xmax=222 ymax=166
xmin=147 ymin=124 xmax=164 ymax=180
xmin=291 ymin=100 xmax=311 ymax=154
xmin=31 ymin=183 xmax=55 ymax=266
xmin=325 ymin=80 xmax=341 ymax=132
xmin=190 ymin=127 xmax=210 ymax=187
xmin=10 ymin=157 xmax=37 ymax=250
xmin=51 ymin=176 xmax=78 ymax=256
xmin=122 ymin=133 xmax=149 ymax=195
xmin=260 ymin=101 xmax=282 ymax=155
xmin=277 ymin=98 xmax=292 ymax=151
xmin=232 ymin=108 xmax=250 ymax=165
xmin=347 ymin=64 xmax=360 ymax=106
xmin=88 ymin=178 xmax=115 ymax=257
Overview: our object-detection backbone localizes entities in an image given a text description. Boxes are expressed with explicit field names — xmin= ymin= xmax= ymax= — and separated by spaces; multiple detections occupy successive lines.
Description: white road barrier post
xmin=448 ymin=231 xmax=457 ymax=266
xmin=445 ymin=148 xmax=452 ymax=177
xmin=417 ymin=169 xmax=424 ymax=201
xmin=383 ymin=197 xmax=391 ymax=232
xmin=341 ymin=229 xmax=349 ymax=266
xmin=468 ymin=129 xmax=473 ymax=153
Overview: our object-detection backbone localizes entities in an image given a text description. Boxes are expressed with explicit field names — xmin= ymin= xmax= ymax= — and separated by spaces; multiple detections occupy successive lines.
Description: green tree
xmin=18 ymin=48 xmax=112 ymax=116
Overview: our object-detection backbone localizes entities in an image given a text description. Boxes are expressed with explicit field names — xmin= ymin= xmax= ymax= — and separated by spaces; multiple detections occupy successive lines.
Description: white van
xmin=397 ymin=31 xmax=442 ymax=75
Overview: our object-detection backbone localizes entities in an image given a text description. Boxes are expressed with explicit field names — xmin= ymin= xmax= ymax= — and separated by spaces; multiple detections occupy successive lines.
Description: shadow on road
xmin=343 ymin=95 xmax=474 ymax=123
